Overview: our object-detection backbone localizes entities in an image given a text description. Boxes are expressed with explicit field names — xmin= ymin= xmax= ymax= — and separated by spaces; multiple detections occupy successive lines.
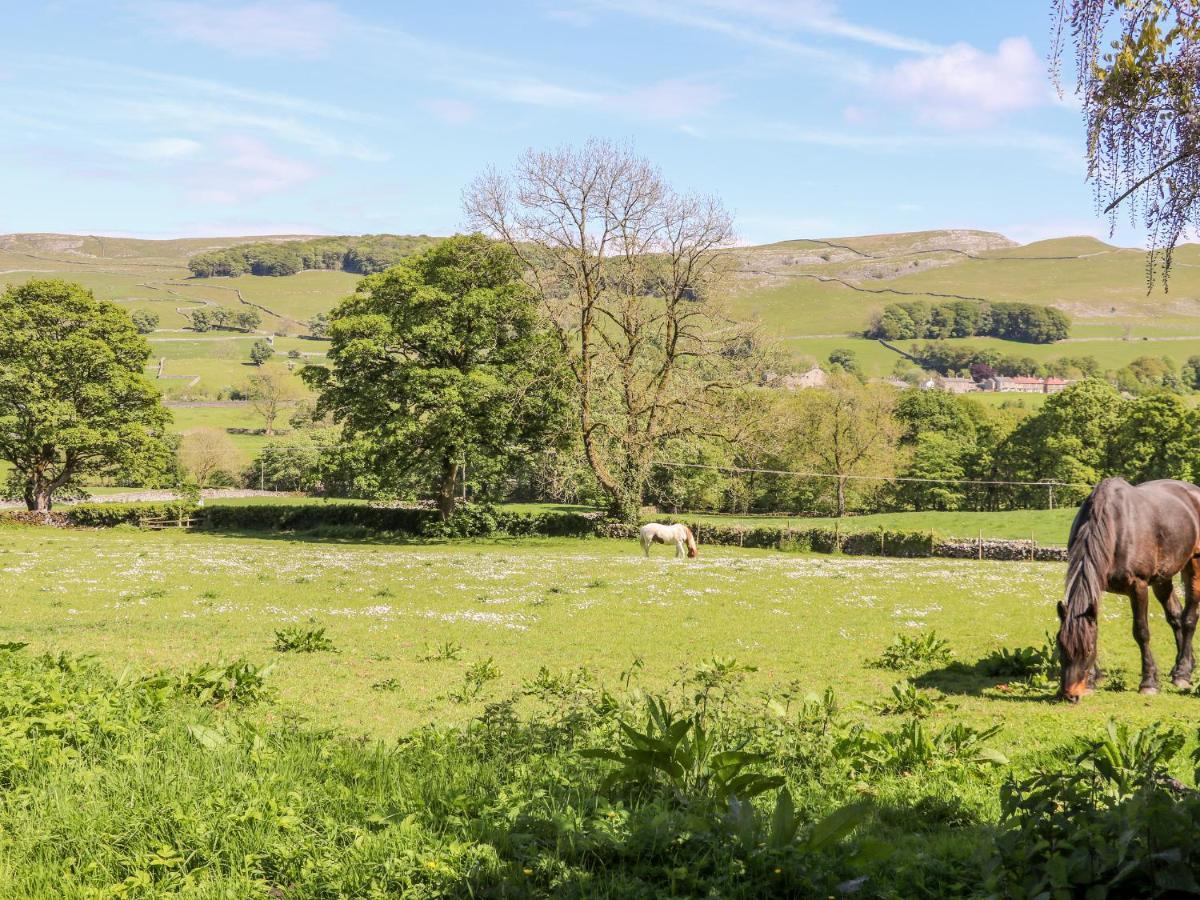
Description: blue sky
xmin=0 ymin=1 xmax=1138 ymax=246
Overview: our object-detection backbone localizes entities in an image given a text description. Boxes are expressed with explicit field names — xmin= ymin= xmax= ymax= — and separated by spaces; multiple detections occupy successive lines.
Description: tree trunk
xmin=836 ymin=477 xmax=847 ymax=518
xmin=437 ymin=458 xmax=459 ymax=521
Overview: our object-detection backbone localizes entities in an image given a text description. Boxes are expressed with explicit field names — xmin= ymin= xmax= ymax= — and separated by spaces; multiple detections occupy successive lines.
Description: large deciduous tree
xmin=303 ymin=234 xmax=568 ymax=520
xmin=0 ymin=280 xmax=171 ymax=510
xmin=1052 ymin=1 xmax=1200 ymax=283
xmin=465 ymin=139 xmax=757 ymax=522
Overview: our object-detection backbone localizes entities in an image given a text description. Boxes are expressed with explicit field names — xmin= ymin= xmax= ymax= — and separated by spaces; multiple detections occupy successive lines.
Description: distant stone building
xmin=984 ymin=375 xmax=1076 ymax=394
xmin=919 ymin=375 xmax=979 ymax=394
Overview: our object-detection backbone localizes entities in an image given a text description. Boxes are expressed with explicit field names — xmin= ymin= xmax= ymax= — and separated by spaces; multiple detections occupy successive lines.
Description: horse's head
xmin=1056 ymin=599 xmax=1097 ymax=703
xmin=685 ymin=526 xmax=697 ymax=558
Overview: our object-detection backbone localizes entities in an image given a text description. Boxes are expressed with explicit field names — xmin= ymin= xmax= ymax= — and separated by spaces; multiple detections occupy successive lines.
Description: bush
xmin=198 ymin=503 xmax=599 ymax=539
xmin=870 ymin=631 xmax=954 ymax=672
xmin=63 ymin=502 xmax=198 ymax=528
xmin=273 ymin=626 xmax=337 ymax=653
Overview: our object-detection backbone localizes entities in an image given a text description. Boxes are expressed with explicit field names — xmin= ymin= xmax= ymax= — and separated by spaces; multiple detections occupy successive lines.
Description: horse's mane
xmin=1061 ymin=479 xmax=1121 ymax=660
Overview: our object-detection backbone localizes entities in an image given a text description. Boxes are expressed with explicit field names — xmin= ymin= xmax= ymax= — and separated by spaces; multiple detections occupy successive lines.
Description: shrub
xmin=871 ymin=631 xmax=954 ymax=671
xmin=273 ymin=626 xmax=337 ymax=653
xmin=989 ymin=722 xmax=1195 ymax=897
xmin=979 ymin=636 xmax=1057 ymax=680
xmin=174 ymin=659 xmax=275 ymax=706
xmin=64 ymin=502 xmax=198 ymax=528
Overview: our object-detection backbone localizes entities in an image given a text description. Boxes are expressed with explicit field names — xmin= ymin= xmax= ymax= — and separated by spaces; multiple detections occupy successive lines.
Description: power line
xmin=651 ymin=460 xmax=1090 ymax=490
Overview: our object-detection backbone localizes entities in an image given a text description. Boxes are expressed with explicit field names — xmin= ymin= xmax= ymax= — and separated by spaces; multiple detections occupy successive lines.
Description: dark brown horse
xmin=1058 ymin=477 xmax=1200 ymax=702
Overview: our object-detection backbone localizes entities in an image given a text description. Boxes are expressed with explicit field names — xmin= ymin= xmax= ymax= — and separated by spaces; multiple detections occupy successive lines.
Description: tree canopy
xmin=1052 ymin=1 xmax=1200 ymax=283
xmin=304 ymin=234 xmax=569 ymax=519
xmin=0 ymin=280 xmax=171 ymax=509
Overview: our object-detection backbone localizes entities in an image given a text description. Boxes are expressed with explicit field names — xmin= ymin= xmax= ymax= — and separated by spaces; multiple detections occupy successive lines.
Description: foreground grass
xmin=2 ymin=527 xmax=1200 ymax=895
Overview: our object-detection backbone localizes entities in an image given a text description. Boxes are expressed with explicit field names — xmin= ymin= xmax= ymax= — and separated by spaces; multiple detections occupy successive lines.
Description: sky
xmin=0 ymin=1 xmax=1143 ymax=247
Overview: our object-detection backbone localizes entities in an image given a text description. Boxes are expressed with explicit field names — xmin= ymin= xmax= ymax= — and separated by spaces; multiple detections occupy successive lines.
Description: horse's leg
xmin=675 ymin=539 xmax=683 ymax=559
xmin=1174 ymin=560 xmax=1200 ymax=687
xmin=1153 ymin=579 xmax=1187 ymax=686
xmin=1129 ymin=580 xmax=1159 ymax=694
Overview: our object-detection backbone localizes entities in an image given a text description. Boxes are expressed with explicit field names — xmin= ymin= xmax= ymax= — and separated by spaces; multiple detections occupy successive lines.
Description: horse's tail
xmin=1060 ymin=479 xmax=1119 ymax=659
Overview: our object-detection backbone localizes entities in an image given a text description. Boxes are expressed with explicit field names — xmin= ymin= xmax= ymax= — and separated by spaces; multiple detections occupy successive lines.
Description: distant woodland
xmin=188 ymin=235 xmax=440 ymax=278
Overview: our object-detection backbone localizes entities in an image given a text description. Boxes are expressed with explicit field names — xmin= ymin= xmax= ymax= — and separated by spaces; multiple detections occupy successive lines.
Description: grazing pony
xmin=1058 ymin=477 xmax=1200 ymax=702
xmin=639 ymin=522 xmax=698 ymax=559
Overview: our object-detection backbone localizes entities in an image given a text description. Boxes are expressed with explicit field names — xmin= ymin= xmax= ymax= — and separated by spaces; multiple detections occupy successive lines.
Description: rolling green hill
xmin=4 ymin=227 xmax=1200 ymax=454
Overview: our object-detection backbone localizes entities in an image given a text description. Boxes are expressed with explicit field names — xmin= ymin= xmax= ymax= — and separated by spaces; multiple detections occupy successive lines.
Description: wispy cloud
xmin=137 ymin=0 xmax=350 ymax=58
xmin=425 ymin=99 xmax=476 ymax=125
xmin=188 ymin=135 xmax=318 ymax=204
xmin=7 ymin=56 xmax=390 ymax=163
xmin=881 ymin=37 xmax=1045 ymax=128
xmin=108 ymin=137 xmax=204 ymax=162
xmin=568 ymin=0 xmax=936 ymax=74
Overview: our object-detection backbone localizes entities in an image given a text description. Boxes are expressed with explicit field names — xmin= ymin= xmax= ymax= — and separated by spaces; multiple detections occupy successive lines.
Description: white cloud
xmin=614 ymin=79 xmax=727 ymax=119
xmin=425 ymin=99 xmax=476 ymax=125
xmin=188 ymin=135 xmax=317 ymax=204
xmin=572 ymin=0 xmax=935 ymax=71
xmin=685 ymin=0 xmax=940 ymax=53
xmin=139 ymin=0 xmax=349 ymax=58
xmin=882 ymin=37 xmax=1044 ymax=129
xmin=116 ymin=137 xmax=203 ymax=161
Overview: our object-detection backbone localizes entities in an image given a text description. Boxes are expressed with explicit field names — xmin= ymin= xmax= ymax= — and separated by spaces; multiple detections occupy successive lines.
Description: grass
xmin=0 ymin=525 xmax=1188 ymax=749
xmin=1 ymin=524 xmax=1199 ymax=894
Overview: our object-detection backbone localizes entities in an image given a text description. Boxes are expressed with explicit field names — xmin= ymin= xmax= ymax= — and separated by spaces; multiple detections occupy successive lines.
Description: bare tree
xmin=179 ymin=428 xmax=240 ymax=488
xmin=465 ymin=139 xmax=756 ymax=521
xmin=1052 ymin=1 xmax=1200 ymax=284
xmin=245 ymin=366 xmax=301 ymax=437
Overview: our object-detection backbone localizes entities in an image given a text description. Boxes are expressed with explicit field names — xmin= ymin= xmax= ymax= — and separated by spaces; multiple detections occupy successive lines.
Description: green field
xmin=0 ymin=527 xmax=1179 ymax=743
xmin=1 ymin=525 xmax=1197 ymax=894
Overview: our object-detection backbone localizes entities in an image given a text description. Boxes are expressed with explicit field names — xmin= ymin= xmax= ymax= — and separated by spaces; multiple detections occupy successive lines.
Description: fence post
xmin=879 ymin=528 xmax=884 ymax=556
xmin=978 ymin=528 xmax=983 ymax=561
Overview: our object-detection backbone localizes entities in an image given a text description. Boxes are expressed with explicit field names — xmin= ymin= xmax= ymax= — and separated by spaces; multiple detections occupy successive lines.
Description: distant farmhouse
xmin=920 ymin=374 xmax=1073 ymax=394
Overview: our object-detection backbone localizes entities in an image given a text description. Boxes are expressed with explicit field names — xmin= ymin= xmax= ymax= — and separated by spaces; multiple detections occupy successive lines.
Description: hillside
xmin=5 ymin=227 xmax=1200 ymax=463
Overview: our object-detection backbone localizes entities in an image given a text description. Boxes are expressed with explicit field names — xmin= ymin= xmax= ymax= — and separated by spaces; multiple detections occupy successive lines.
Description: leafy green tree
xmin=0 ymin=280 xmax=171 ymax=510
xmin=249 ymin=340 xmax=274 ymax=366
xmin=250 ymin=435 xmax=326 ymax=492
xmin=190 ymin=308 xmax=213 ymax=332
xmin=896 ymin=432 xmax=968 ymax=511
xmin=827 ymin=348 xmax=861 ymax=376
xmin=130 ymin=309 xmax=160 ymax=334
xmin=894 ymin=389 xmax=977 ymax=446
xmin=1108 ymin=393 xmax=1198 ymax=483
xmin=304 ymin=234 xmax=569 ymax=519
xmin=996 ymin=379 xmax=1125 ymax=507
xmin=234 ymin=309 xmax=262 ymax=333
xmin=308 ymin=312 xmax=330 ymax=339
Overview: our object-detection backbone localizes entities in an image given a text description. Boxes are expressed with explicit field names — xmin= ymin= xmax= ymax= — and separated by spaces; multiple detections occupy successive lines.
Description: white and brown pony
xmin=639 ymin=522 xmax=697 ymax=559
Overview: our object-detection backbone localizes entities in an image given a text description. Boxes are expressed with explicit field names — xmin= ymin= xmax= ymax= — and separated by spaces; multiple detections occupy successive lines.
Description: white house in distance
xmin=920 ymin=374 xmax=1074 ymax=394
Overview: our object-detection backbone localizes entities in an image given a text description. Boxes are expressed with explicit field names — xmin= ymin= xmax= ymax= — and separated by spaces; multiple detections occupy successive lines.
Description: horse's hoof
xmin=1139 ymin=684 xmax=1159 ymax=696
xmin=1172 ymin=676 xmax=1192 ymax=690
